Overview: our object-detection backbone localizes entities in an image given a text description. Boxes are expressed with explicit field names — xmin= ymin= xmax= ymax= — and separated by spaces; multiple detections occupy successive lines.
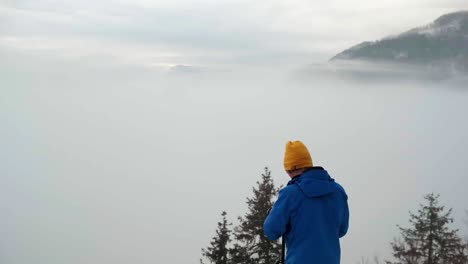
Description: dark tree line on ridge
xmin=200 ymin=168 xmax=468 ymax=264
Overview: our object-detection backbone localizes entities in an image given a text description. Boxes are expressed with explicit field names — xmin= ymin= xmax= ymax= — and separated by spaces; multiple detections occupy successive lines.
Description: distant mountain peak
xmin=404 ymin=10 xmax=468 ymax=37
xmin=330 ymin=10 xmax=468 ymax=72
xmin=434 ymin=10 xmax=468 ymax=27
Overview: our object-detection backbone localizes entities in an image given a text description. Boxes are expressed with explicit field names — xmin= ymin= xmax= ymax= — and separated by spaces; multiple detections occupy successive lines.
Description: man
xmin=264 ymin=141 xmax=349 ymax=264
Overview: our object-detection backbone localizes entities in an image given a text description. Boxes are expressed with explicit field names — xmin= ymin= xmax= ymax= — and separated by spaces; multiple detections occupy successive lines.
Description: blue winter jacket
xmin=263 ymin=167 xmax=349 ymax=264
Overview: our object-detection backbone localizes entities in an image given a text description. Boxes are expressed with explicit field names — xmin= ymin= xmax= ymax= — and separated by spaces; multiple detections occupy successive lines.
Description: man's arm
xmin=263 ymin=186 xmax=298 ymax=240
xmin=339 ymin=194 xmax=349 ymax=238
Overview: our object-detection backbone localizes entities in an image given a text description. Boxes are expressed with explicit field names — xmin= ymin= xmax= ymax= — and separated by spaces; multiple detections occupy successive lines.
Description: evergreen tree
xmin=228 ymin=242 xmax=252 ymax=264
xmin=232 ymin=167 xmax=281 ymax=264
xmin=386 ymin=193 xmax=468 ymax=264
xmin=201 ymin=211 xmax=232 ymax=264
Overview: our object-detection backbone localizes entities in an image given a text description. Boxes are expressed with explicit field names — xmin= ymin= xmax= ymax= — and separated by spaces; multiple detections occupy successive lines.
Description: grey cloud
xmin=2 ymin=0 xmax=466 ymax=68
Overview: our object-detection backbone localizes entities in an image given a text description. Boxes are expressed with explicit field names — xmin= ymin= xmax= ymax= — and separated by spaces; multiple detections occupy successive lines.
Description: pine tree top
xmin=387 ymin=193 xmax=468 ymax=264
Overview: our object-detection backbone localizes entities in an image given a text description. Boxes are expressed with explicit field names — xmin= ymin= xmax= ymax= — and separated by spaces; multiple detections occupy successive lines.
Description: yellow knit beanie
xmin=284 ymin=141 xmax=313 ymax=171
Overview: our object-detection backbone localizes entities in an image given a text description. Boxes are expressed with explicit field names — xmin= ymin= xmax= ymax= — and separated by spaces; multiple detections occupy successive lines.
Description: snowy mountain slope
xmin=331 ymin=11 xmax=468 ymax=72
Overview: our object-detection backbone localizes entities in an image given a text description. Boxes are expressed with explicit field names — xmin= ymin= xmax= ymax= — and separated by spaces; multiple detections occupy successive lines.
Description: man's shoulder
xmin=333 ymin=181 xmax=348 ymax=200
xmin=279 ymin=183 xmax=300 ymax=196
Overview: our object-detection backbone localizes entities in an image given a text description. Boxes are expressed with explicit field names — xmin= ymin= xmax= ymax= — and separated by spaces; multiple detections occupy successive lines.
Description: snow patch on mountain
xmin=389 ymin=11 xmax=468 ymax=38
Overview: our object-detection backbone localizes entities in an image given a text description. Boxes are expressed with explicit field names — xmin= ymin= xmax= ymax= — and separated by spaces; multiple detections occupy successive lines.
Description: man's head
xmin=284 ymin=140 xmax=313 ymax=178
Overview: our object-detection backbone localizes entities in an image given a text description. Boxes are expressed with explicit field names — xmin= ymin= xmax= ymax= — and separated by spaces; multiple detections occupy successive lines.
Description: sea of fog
xmin=2 ymin=64 xmax=468 ymax=264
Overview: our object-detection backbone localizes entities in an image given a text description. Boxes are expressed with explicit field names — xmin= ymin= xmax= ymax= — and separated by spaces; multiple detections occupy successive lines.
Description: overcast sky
xmin=1 ymin=0 xmax=467 ymax=71
xmin=2 ymin=1 xmax=468 ymax=264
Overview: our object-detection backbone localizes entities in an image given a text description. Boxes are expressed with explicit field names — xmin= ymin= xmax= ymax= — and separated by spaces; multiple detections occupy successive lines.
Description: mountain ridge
xmin=331 ymin=10 xmax=468 ymax=72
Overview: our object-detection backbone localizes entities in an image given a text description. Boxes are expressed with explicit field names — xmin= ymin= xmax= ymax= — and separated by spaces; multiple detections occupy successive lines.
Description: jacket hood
xmin=288 ymin=168 xmax=337 ymax=198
